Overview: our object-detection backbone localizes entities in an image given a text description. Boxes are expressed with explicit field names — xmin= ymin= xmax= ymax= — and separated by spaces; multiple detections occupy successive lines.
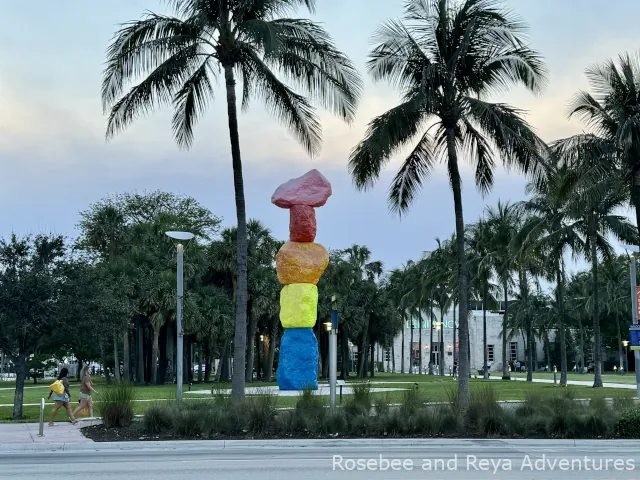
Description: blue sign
xmin=629 ymin=325 xmax=640 ymax=350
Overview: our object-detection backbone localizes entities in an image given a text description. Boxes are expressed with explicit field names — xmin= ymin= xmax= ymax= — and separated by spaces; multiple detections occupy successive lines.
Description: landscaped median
xmin=81 ymin=382 xmax=640 ymax=442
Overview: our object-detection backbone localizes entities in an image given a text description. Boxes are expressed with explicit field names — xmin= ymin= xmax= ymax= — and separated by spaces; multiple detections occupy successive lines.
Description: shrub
xmin=142 ymin=403 xmax=173 ymax=434
xmin=322 ymin=410 xmax=347 ymax=435
xmin=172 ymin=406 xmax=208 ymax=437
xmin=432 ymin=407 xmax=462 ymax=436
xmin=399 ymin=387 xmax=426 ymax=418
xmin=376 ymin=410 xmax=403 ymax=436
xmin=344 ymin=382 xmax=372 ymax=418
xmin=617 ymin=407 xmax=640 ymax=438
xmin=349 ymin=413 xmax=370 ymax=436
xmin=613 ymin=396 xmax=635 ymax=412
xmin=244 ymin=393 xmax=277 ymax=435
xmin=98 ymin=382 xmax=135 ymax=428
xmin=465 ymin=384 xmax=500 ymax=434
xmin=520 ymin=414 xmax=549 ymax=437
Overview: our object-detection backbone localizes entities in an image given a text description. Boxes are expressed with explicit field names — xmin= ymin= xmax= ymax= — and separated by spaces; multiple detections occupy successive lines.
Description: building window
xmin=487 ymin=345 xmax=495 ymax=363
xmin=510 ymin=342 xmax=518 ymax=361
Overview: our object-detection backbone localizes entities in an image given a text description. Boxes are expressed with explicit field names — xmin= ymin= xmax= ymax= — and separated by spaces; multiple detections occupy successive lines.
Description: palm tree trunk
xmin=418 ymin=309 xmax=423 ymax=374
xmin=616 ymin=308 xmax=624 ymax=371
xmin=245 ymin=312 xmax=258 ymax=383
xmin=483 ymin=279 xmax=488 ymax=379
xmin=12 ymin=353 xmax=27 ymax=420
xmin=113 ymin=332 xmax=121 ymax=383
xmin=215 ymin=339 xmax=229 ymax=382
xmin=224 ymin=65 xmax=248 ymax=404
xmin=556 ymin=263 xmax=568 ymax=385
xmin=392 ymin=343 xmax=396 ymax=372
xmin=369 ymin=341 xmax=375 ymax=377
xmin=439 ymin=310 xmax=445 ymax=376
xmin=591 ymin=233 xmax=603 ymax=388
xmin=400 ymin=314 xmax=405 ymax=374
xmin=265 ymin=316 xmax=279 ymax=382
xmin=151 ymin=326 xmax=160 ymax=385
xmin=632 ymin=167 xmax=640 ymax=242
xmin=453 ymin=301 xmax=457 ymax=373
xmin=198 ymin=345 xmax=204 ymax=383
xmin=502 ymin=279 xmax=510 ymax=379
xmin=340 ymin=328 xmax=349 ymax=379
xmin=447 ymin=128 xmax=470 ymax=408
xmin=409 ymin=317 xmax=414 ymax=373
xmin=520 ymin=270 xmax=533 ymax=382
xmin=123 ymin=328 xmax=131 ymax=381
xmin=429 ymin=307 xmax=434 ymax=374
xmin=100 ymin=340 xmax=111 ymax=385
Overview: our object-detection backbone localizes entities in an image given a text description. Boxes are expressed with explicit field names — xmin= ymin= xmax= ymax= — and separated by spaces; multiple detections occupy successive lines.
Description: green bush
xmin=98 ymin=382 xmax=136 ymax=428
xmin=613 ymin=396 xmax=635 ymax=412
xmin=344 ymin=382 xmax=372 ymax=417
xmin=399 ymin=387 xmax=426 ymax=418
xmin=244 ymin=393 xmax=277 ymax=435
xmin=617 ymin=407 xmax=640 ymax=438
xmin=142 ymin=403 xmax=173 ymax=434
xmin=322 ymin=410 xmax=348 ymax=435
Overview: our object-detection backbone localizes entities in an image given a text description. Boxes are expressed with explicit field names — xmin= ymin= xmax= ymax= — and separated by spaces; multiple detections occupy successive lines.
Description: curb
xmin=2 ymin=438 xmax=640 ymax=454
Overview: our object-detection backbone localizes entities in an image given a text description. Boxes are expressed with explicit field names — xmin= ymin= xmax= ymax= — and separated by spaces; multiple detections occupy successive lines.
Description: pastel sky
xmin=0 ymin=0 xmax=638 ymax=271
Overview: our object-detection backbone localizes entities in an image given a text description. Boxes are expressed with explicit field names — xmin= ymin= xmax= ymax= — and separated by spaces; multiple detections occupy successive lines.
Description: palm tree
xmin=484 ymin=202 xmax=519 ymax=379
xmin=468 ymin=218 xmax=496 ymax=378
xmin=554 ymin=52 xmax=640 ymax=240
xmin=347 ymin=0 xmax=547 ymax=408
xmin=518 ymin=163 xmax=582 ymax=384
xmin=602 ymin=255 xmax=628 ymax=372
xmin=102 ymin=0 xmax=362 ymax=403
xmin=563 ymin=176 xmax=637 ymax=387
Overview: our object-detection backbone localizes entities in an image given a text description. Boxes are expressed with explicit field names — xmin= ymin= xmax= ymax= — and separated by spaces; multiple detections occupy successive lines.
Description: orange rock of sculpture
xmin=276 ymin=242 xmax=329 ymax=285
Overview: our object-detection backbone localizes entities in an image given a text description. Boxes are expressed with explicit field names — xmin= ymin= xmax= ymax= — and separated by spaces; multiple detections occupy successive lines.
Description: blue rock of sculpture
xmin=276 ymin=328 xmax=318 ymax=390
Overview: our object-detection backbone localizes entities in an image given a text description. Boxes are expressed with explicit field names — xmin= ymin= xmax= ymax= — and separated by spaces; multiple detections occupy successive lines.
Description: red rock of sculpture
xmin=271 ymin=169 xmax=332 ymax=208
xmin=289 ymin=205 xmax=316 ymax=242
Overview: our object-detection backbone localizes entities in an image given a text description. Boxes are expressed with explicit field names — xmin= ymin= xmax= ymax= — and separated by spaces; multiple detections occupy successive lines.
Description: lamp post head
xmin=623 ymin=340 xmax=630 ymax=347
xmin=166 ymin=231 xmax=195 ymax=241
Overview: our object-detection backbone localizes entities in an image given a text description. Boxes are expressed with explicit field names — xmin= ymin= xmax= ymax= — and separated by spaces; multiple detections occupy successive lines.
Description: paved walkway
xmin=488 ymin=376 xmax=635 ymax=389
xmin=0 ymin=419 xmax=98 ymax=446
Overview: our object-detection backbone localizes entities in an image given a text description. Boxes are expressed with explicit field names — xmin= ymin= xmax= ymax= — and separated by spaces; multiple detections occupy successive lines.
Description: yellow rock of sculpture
xmin=276 ymin=242 xmax=329 ymax=285
xmin=280 ymin=283 xmax=318 ymax=328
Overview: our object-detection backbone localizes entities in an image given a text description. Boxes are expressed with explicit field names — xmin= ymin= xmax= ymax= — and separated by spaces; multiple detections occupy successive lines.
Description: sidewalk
xmin=488 ymin=376 xmax=636 ymax=389
xmin=0 ymin=419 xmax=99 ymax=448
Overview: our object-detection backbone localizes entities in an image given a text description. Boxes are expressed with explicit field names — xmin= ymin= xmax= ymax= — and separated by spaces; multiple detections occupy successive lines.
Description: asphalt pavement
xmin=2 ymin=439 xmax=640 ymax=479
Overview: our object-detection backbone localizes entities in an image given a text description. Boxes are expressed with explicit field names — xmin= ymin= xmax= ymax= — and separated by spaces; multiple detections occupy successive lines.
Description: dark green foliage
xmin=617 ymin=408 xmax=640 ymax=438
xmin=143 ymin=403 xmax=173 ymax=434
xmin=98 ymin=383 xmax=136 ymax=428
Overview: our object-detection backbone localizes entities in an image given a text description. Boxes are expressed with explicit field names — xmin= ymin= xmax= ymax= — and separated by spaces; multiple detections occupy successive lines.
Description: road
xmin=2 ymin=440 xmax=640 ymax=479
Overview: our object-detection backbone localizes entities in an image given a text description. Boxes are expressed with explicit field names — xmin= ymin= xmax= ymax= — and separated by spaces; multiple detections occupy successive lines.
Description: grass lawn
xmin=0 ymin=372 xmax=635 ymax=423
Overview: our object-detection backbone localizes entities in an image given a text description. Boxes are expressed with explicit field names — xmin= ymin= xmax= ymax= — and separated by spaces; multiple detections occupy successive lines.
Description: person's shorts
xmin=79 ymin=392 xmax=92 ymax=401
xmin=53 ymin=393 xmax=69 ymax=403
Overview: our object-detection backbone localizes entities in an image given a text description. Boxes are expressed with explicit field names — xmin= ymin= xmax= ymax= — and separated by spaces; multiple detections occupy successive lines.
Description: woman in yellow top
xmin=73 ymin=364 xmax=97 ymax=418
xmin=48 ymin=368 xmax=78 ymax=426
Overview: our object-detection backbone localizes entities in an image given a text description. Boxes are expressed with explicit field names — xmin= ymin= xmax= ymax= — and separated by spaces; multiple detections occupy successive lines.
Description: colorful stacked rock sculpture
xmin=272 ymin=170 xmax=331 ymax=390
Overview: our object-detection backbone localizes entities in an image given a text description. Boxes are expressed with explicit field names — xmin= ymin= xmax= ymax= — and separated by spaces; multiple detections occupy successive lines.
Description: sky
xmin=0 ymin=0 xmax=639 ymax=272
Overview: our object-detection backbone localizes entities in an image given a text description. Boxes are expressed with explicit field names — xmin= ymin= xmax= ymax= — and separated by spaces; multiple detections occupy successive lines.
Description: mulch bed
xmin=81 ymin=424 xmax=528 ymax=442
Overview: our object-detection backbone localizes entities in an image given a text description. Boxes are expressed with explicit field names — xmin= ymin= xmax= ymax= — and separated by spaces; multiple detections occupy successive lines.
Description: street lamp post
xmin=329 ymin=295 xmax=338 ymax=409
xmin=623 ymin=340 xmax=629 ymax=375
xmin=166 ymin=231 xmax=195 ymax=401
xmin=622 ymin=245 xmax=640 ymax=398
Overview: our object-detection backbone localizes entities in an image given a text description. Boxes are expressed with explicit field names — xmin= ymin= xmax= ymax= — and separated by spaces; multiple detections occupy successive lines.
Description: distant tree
xmin=0 ymin=234 xmax=68 ymax=419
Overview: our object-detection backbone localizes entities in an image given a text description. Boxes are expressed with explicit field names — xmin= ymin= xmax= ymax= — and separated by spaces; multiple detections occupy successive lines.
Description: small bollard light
xmin=189 ymin=383 xmax=192 ymax=392
xmin=553 ymin=365 xmax=557 ymax=385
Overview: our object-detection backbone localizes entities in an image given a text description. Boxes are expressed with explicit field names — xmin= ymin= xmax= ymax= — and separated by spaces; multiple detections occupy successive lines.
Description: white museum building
xmin=390 ymin=305 xmax=550 ymax=375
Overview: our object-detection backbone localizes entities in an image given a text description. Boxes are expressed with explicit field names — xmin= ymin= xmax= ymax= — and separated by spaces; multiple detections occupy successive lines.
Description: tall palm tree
xmin=602 ymin=256 xmax=628 ymax=372
xmin=563 ymin=176 xmax=637 ymax=387
xmin=468 ymin=217 xmax=496 ymax=378
xmin=102 ymin=0 xmax=362 ymax=403
xmin=518 ymin=164 xmax=579 ymax=385
xmin=485 ymin=202 xmax=519 ymax=379
xmin=347 ymin=0 xmax=547 ymax=408
xmin=554 ymin=52 xmax=640 ymax=240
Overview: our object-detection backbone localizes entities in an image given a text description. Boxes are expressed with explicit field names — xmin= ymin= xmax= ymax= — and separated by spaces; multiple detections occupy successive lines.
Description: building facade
xmin=391 ymin=308 xmax=547 ymax=375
